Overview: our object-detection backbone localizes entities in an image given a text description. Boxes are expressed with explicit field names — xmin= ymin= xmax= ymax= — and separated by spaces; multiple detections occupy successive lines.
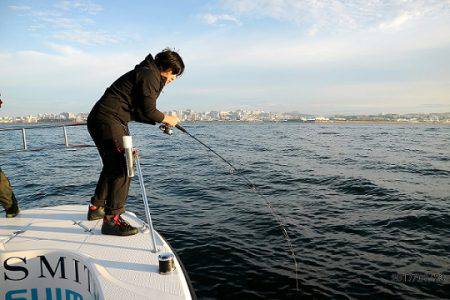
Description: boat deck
xmin=0 ymin=205 xmax=193 ymax=300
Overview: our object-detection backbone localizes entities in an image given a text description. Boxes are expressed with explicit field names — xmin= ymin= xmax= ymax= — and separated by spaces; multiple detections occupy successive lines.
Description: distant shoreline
xmin=1 ymin=120 xmax=449 ymax=127
xmin=285 ymin=120 xmax=450 ymax=125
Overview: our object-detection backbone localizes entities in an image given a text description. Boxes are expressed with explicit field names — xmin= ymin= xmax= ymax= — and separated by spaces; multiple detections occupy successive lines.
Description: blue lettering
xmin=56 ymin=288 xmax=62 ymax=300
xmin=65 ymin=289 xmax=83 ymax=300
xmin=4 ymin=288 xmax=85 ymax=300
xmin=45 ymin=287 xmax=63 ymax=300
xmin=46 ymin=288 xmax=53 ymax=300
xmin=31 ymin=288 xmax=38 ymax=300
xmin=5 ymin=289 xmax=27 ymax=300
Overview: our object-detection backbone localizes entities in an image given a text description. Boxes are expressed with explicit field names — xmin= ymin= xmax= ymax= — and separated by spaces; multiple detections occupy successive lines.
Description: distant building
xmin=315 ymin=117 xmax=330 ymax=122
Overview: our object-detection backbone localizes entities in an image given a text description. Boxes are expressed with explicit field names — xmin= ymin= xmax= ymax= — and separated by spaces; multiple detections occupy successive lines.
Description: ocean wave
xmin=267 ymin=173 xmax=399 ymax=198
xmin=375 ymin=214 xmax=450 ymax=232
xmin=331 ymin=178 xmax=400 ymax=197
xmin=364 ymin=163 xmax=450 ymax=177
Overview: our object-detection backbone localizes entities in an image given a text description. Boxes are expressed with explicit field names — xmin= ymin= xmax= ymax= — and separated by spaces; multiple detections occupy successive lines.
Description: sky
xmin=0 ymin=0 xmax=449 ymax=116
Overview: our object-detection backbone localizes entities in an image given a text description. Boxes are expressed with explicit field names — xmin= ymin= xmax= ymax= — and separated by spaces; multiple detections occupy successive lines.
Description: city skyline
xmin=1 ymin=1 xmax=450 ymax=116
xmin=1 ymin=109 xmax=449 ymax=124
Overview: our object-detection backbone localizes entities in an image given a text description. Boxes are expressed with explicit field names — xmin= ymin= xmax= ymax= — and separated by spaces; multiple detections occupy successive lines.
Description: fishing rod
xmin=159 ymin=123 xmax=300 ymax=291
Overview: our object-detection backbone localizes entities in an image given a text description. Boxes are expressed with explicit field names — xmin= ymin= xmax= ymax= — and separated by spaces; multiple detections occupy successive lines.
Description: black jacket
xmin=89 ymin=54 xmax=165 ymax=125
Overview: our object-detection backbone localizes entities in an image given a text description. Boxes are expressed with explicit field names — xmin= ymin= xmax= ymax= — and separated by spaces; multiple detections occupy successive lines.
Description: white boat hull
xmin=0 ymin=205 xmax=195 ymax=300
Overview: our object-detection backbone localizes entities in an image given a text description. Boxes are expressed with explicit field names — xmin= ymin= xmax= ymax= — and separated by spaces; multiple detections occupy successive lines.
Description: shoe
xmin=5 ymin=204 xmax=19 ymax=218
xmin=5 ymin=195 xmax=19 ymax=218
xmin=87 ymin=205 xmax=105 ymax=221
xmin=101 ymin=215 xmax=138 ymax=236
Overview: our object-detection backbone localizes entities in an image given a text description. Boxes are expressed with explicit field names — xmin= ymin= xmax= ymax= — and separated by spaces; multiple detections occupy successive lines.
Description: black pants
xmin=87 ymin=114 xmax=130 ymax=215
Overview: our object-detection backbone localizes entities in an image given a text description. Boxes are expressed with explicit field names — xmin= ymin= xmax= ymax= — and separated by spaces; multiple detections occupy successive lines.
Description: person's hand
xmin=162 ymin=115 xmax=180 ymax=127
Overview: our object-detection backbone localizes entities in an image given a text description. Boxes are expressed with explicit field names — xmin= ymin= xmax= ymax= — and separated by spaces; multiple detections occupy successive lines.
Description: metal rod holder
xmin=63 ymin=126 xmax=69 ymax=147
xmin=21 ymin=128 xmax=27 ymax=150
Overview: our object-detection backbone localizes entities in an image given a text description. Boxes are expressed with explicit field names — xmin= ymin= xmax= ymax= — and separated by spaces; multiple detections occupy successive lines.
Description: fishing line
xmin=170 ymin=124 xmax=300 ymax=291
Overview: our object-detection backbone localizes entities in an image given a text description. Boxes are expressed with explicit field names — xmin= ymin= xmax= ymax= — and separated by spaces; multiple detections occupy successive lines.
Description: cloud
xmin=53 ymin=29 xmax=120 ymax=45
xmin=219 ymin=0 xmax=450 ymax=33
xmin=56 ymin=0 xmax=103 ymax=15
xmin=8 ymin=1 xmax=120 ymax=46
xmin=175 ymin=6 xmax=450 ymax=114
xmin=48 ymin=43 xmax=84 ymax=56
xmin=8 ymin=5 xmax=31 ymax=11
xmin=0 ymin=45 xmax=138 ymax=114
xmin=378 ymin=12 xmax=416 ymax=31
xmin=201 ymin=13 xmax=241 ymax=26
xmin=185 ymin=0 xmax=450 ymax=71
xmin=307 ymin=25 xmax=318 ymax=37
xmin=3 ymin=1 xmax=450 ymax=115
xmin=316 ymin=81 xmax=450 ymax=114
xmin=184 ymin=18 xmax=450 ymax=70
xmin=35 ymin=15 xmax=79 ymax=29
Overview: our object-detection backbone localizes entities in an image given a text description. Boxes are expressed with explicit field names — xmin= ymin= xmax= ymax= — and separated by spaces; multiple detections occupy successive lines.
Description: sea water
xmin=0 ymin=122 xmax=448 ymax=299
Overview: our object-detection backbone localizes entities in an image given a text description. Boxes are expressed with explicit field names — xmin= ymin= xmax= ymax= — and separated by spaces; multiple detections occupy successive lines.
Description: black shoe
xmin=87 ymin=206 xmax=105 ymax=221
xmin=101 ymin=215 xmax=138 ymax=236
xmin=5 ymin=195 xmax=19 ymax=218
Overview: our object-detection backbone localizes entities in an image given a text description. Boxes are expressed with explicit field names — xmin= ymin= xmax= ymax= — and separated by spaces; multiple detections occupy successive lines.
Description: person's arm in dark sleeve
xmin=139 ymin=72 xmax=165 ymax=123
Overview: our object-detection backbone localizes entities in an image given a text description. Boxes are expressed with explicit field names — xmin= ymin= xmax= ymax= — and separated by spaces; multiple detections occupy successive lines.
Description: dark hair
xmin=154 ymin=48 xmax=185 ymax=76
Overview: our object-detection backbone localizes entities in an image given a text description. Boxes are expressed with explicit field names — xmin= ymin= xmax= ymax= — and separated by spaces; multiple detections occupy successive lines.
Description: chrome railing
xmin=0 ymin=123 xmax=94 ymax=152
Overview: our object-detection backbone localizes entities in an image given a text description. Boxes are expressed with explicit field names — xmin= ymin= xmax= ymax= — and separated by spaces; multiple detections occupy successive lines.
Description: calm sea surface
xmin=0 ymin=122 xmax=449 ymax=299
